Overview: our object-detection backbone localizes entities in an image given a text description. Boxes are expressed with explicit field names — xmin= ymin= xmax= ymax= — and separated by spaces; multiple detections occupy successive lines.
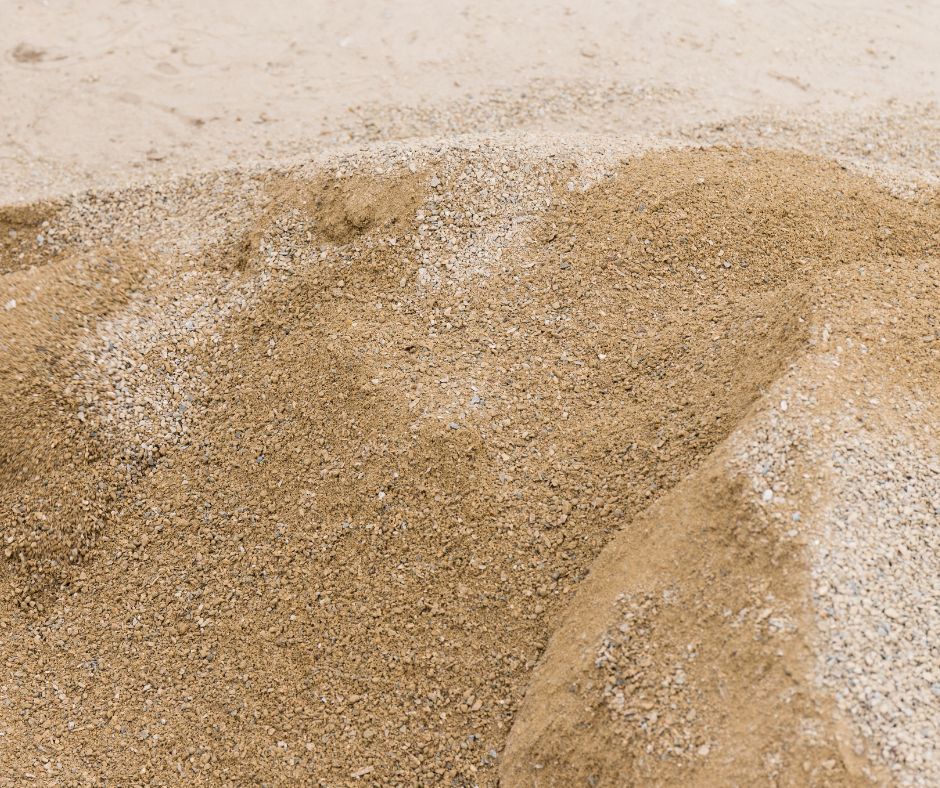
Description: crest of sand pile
xmin=1 ymin=137 xmax=939 ymax=785
xmin=62 ymin=140 xmax=620 ymax=472
xmin=734 ymin=351 xmax=940 ymax=786
xmin=495 ymin=144 xmax=938 ymax=786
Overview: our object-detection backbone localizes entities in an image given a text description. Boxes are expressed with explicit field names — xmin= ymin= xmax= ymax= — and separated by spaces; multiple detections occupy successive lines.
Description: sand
xmin=1 ymin=2 xmax=939 ymax=786
xmin=3 ymin=0 xmax=939 ymax=201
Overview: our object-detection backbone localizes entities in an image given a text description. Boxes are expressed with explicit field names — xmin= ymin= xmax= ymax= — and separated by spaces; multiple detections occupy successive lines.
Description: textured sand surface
xmin=1 ymin=2 xmax=939 ymax=786
xmin=3 ymin=0 xmax=938 ymax=200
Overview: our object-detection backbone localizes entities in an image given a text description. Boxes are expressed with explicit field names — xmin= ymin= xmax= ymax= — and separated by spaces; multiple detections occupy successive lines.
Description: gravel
xmin=735 ymin=351 xmax=940 ymax=785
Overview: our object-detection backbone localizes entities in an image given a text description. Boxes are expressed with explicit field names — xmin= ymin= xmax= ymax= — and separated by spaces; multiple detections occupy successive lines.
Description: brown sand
xmin=500 ymin=153 xmax=940 ymax=785
xmin=2 ymin=3 xmax=940 ymax=786
xmin=1 ymin=144 xmax=938 ymax=784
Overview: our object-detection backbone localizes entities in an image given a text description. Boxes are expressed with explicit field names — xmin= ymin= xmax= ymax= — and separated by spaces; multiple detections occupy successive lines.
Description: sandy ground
xmin=2 ymin=0 xmax=938 ymax=200
xmin=1 ymin=2 xmax=939 ymax=787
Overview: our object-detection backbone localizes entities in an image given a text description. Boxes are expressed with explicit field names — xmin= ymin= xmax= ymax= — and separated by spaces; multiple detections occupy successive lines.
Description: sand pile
xmin=1 ymin=140 xmax=938 ymax=785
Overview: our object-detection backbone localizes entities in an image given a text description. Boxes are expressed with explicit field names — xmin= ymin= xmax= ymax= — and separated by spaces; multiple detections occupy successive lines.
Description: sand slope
xmin=1 ymin=140 xmax=938 ymax=784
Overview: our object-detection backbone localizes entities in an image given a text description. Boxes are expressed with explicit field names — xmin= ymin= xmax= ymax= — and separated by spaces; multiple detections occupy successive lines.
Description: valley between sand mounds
xmin=1 ymin=142 xmax=938 ymax=785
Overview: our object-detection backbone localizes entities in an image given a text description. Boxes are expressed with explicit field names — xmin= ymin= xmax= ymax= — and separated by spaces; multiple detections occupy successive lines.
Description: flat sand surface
xmin=3 ymin=0 xmax=938 ymax=199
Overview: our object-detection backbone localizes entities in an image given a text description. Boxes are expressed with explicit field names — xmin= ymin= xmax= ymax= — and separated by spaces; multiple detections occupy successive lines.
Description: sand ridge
xmin=2 ymin=139 xmax=938 ymax=784
xmin=2 ymin=2 xmax=940 ymax=785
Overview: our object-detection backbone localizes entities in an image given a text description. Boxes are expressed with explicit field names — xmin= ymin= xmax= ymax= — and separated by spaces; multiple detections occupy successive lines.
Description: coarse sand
xmin=2 ymin=2 xmax=940 ymax=785
xmin=1 ymin=140 xmax=938 ymax=785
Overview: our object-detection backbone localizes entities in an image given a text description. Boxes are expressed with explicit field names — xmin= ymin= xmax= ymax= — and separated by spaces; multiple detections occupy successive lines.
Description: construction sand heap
xmin=1 ymin=139 xmax=938 ymax=786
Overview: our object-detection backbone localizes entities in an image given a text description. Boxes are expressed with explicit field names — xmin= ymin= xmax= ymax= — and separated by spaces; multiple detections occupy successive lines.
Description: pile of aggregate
xmin=1 ymin=137 xmax=938 ymax=785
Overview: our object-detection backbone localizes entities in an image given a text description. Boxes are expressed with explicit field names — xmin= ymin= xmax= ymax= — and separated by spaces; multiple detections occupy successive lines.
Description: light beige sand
xmin=2 ymin=0 xmax=938 ymax=200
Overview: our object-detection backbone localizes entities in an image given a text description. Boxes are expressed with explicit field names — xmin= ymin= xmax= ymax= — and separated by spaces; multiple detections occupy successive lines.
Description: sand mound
xmin=1 ymin=141 xmax=938 ymax=784
xmin=501 ymin=439 xmax=858 ymax=786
